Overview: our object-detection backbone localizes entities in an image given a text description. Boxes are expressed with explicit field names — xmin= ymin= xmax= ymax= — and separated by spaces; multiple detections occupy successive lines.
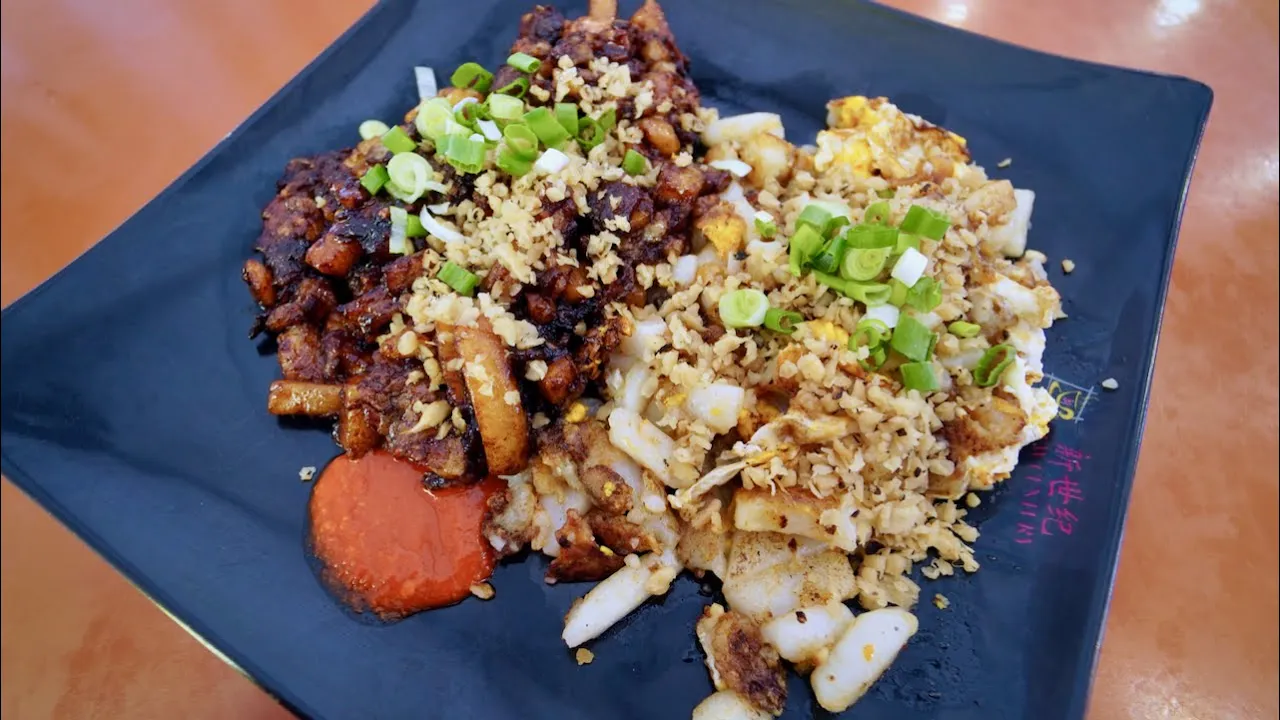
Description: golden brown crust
xmin=452 ymin=322 xmax=531 ymax=476
xmin=700 ymin=608 xmax=788 ymax=716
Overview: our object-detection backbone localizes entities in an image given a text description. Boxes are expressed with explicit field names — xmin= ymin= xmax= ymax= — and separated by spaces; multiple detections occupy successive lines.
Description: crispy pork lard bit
xmin=561 ymin=553 xmax=679 ymax=648
xmin=696 ymin=604 xmax=788 ymax=716
xmin=810 ymin=608 xmax=919 ymax=713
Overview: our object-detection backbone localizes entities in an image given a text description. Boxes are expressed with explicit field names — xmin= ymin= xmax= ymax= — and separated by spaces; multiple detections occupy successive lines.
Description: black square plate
xmin=0 ymin=1 xmax=1211 ymax=718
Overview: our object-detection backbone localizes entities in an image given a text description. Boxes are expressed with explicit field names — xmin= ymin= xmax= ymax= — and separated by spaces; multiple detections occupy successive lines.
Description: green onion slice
xmin=719 ymin=288 xmax=770 ymax=328
xmin=388 ymin=207 xmax=412 ymax=256
xmin=888 ymin=279 xmax=910 ymax=307
xmin=415 ymin=98 xmax=455 ymax=142
xmin=876 ymin=187 xmax=896 ymax=199
xmin=905 ymin=277 xmax=942 ymax=311
xmin=555 ymin=103 xmax=579 ymax=137
xmin=405 ymin=213 xmax=427 ymax=238
xmin=862 ymin=201 xmax=891 ymax=225
xmin=523 ymin=107 xmax=570 ymax=148
xmin=360 ymin=164 xmax=390 ymax=194
xmin=895 ymin=233 xmax=921 ymax=255
xmin=841 ymin=247 xmax=890 ymax=281
xmin=948 ymin=320 xmax=981 ymax=338
xmin=812 ymin=272 xmax=891 ymax=305
xmin=788 ymin=225 xmax=825 ymax=276
xmin=450 ymin=62 xmax=493 ymax=93
xmin=900 ymin=205 xmax=951 ymax=240
xmin=973 ymin=344 xmax=1017 ymax=387
xmin=496 ymin=147 xmax=533 ymax=177
xmin=503 ymin=124 xmax=539 ymax=161
xmin=440 ymin=133 xmax=487 ymax=174
xmin=796 ymin=201 xmax=849 ymax=236
xmin=381 ymin=125 xmax=418 ymax=154
xmin=494 ymin=75 xmax=530 ymax=98
xmin=851 ymin=318 xmax=890 ymax=370
xmin=754 ymin=212 xmax=777 ymax=239
xmin=438 ymin=261 xmax=479 ymax=296
xmin=359 ymin=120 xmax=390 ymax=141
xmin=764 ymin=308 xmax=803 ymax=335
xmin=486 ymin=93 xmax=524 ymax=122
xmin=889 ymin=316 xmax=935 ymax=362
xmin=845 ymin=223 xmax=899 ymax=249
xmin=507 ymin=52 xmax=541 ymax=73
xmin=598 ymin=108 xmax=617 ymax=133
xmin=810 ymin=235 xmax=848 ymax=274
xmin=386 ymin=152 xmax=434 ymax=202
xmin=576 ymin=116 xmax=606 ymax=150
xmin=900 ymin=361 xmax=939 ymax=392
xmin=622 ymin=149 xmax=648 ymax=176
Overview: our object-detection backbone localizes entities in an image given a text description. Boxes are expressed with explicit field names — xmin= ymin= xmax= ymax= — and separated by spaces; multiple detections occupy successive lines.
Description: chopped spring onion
xmin=900 ymin=205 xmax=952 ymax=240
xmin=418 ymin=208 xmax=466 ymax=244
xmin=576 ymin=116 xmax=606 ymax=150
xmin=973 ymin=344 xmax=1016 ymax=387
xmin=496 ymin=147 xmax=533 ymax=176
xmin=850 ymin=318 xmax=888 ymax=350
xmin=709 ymin=159 xmax=752 ymax=177
xmin=718 ymin=288 xmax=770 ymax=328
xmin=414 ymin=66 xmax=438 ymax=102
xmin=494 ymin=75 xmax=530 ymax=98
xmin=764 ymin=308 xmax=803 ymax=334
xmin=948 ymin=320 xmax=981 ymax=338
xmin=534 ymin=147 xmax=570 ymax=175
xmin=358 ymin=119 xmax=390 ymax=141
xmin=381 ymin=125 xmax=418 ymax=154
xmin=797 ymin=202 xmax=846 ymax=236
xmin=841 ymin=247 xmax=890 ymax=281
xmin=788 ymin=225 xmax=825 ymax=276
xmin=622 ymin=149 xmax=648 ymax=176
xmin=486 ymin=93 xmax=524 ymax=122
xmin=895 ymin=233 xmax=921 ymax=255
xmin=503 ymin=124 xmax=539 ymax=160
xmin=889 ymin=316 xmax=935 ymax=362
xmin=415 ymin=97 xmax=455 ymax=141
xmin=900 ymin=361 xmax=939 ymax=392
xmin=876 ymin=187 xmax=896 ymax=199
xmin=386 ymin=152 xmax=433 ymax=202
xmin=863 ymin=303 xmax=900 ymax=329
xmin=405 ymin=214 xmax=427 ymax=238
xmin=438 ymin=261 xmax=479 ymax=296
xmin=851 ymin=318 xmax=890 ymax=370
xmin=451 ymin=96 xmax=480 ymax=113
xmin=754 ymin=211 xmax=777 ymax=239
xmin=597 ymin=108 xmax=617 ymax=133
xmin=426 ymin=202 xmax=451 ymax=215
xmin=507 ymin=52 xmax=541 ymax=73
xmin=524 ymin=107 xmax=571 ymax=148
xmin=454 ymin=101 xmax=489 ymax=131
xmin=813 ymin=271 xmax=891 ymax=305
xmin=890 ymin=246 xmax=929 ymax=287
xmin=440 ymin=133 xmax=487 ymax=174
xmin=810 ymin=235 xmax=847 ymax=274
xmin=477 ymin=119 xmax=503 ymax=142
xmin=360 ymin=164 xmax=390 ymax=194
xmin=845 ymin=223 xmax=899 ymax=249
xmin=388 ymin=207 xmax=412 ymax=256
xmin=450 ymin=62 xmax=493 ymax=93
xmin=555 ymin=103 xmax=579 ymax=137
xmin=888 ymin=279 xmax=910 ymax=307
xmin=906 ymin=277 xmax=942 ymax=311
xmin=862 ymin=201 xmax=891 ymax=225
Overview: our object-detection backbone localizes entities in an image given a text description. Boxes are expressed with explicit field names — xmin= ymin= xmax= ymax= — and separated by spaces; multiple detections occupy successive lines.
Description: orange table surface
xmin=2 ymin=1 xmax=1276 ymax=718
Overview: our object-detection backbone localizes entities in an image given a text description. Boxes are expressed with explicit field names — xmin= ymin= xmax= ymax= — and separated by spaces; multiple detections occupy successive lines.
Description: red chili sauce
xmin=308 ymin=451 xmax=501 ymax=618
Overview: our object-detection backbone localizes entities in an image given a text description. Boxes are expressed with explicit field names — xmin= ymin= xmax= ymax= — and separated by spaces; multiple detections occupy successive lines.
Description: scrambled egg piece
xmin=815 ymin=96 xmax=970 ymax=180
